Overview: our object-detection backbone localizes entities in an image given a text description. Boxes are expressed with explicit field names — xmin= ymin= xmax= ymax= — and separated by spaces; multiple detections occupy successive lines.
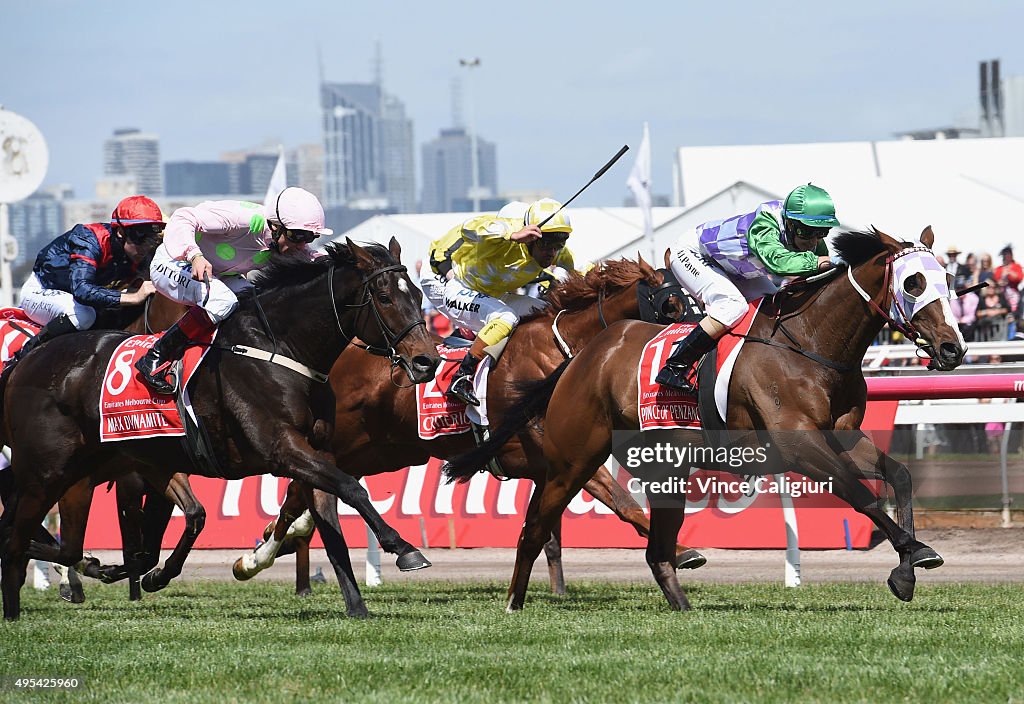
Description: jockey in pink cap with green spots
xmin=135 ymin=187 xmax=332 ymax=395
xmin=656 ymin=183 xmax=839 ymax=392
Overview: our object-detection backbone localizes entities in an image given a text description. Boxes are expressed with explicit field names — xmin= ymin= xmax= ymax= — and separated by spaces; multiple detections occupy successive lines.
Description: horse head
xmin=841 ymin=227 xmax=967 ymax=371
xmin=344 ymin=236 xmax=440 ymax=384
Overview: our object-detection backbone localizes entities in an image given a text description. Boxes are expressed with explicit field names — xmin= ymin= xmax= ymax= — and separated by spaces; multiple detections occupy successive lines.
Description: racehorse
xmin=0 ymin=239 xmax=439 ymax=620
xmin=446 ymin=227 xmax=967 ymax=611
xmin=233 ymin=257 xmax=708 ymax=592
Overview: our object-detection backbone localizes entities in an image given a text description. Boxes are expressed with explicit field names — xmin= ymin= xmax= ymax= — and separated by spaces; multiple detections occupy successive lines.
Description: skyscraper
xmin=421 ymin=127 xmax=497 ymax=213
xmin=103 ymin=128 xmax=162 ymax=195
xmin=320 ymin=81 xmax=416 ymax=213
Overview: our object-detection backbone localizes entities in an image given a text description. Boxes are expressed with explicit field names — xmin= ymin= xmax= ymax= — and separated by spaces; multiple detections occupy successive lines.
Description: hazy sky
xmin=3 ymin=1 xmax=1022 ymax=207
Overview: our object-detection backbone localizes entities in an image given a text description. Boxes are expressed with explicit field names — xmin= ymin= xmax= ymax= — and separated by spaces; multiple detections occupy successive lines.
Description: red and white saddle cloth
xmin=0 ymin=308 xmax=41 ymax=372
xmin=416 ymin=344 xmax=473 ymax=440
xmin=98 ymin=329 xmax=216 ymax=443
xmin=637 ymin=300 xmax=763 ymax=431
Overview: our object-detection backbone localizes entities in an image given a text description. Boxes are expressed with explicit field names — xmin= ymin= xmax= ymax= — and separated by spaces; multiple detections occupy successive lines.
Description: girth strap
xmin=222 ymin=344 xmax=329 ymax=383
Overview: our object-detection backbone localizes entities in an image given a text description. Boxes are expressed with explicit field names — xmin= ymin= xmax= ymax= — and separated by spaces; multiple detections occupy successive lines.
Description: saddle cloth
xmin=0 ymin=308 xmax=41 ymax=372
xmin=417 ymin=344 xmax=473 ymax=440
xmin=637 ymin=300 xmax=762 ymax=431
xmin=99 ymin=330 xmax=215 ymax=442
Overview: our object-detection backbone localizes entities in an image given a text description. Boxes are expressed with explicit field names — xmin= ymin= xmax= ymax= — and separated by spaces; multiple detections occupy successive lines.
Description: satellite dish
xmin=0 ymin=108 xmax=48 ymax=203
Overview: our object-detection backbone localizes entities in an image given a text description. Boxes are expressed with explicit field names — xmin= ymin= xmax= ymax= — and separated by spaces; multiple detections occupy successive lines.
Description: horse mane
xmin=251 ymin=242 xmax=392 ymax=292
xmin=831 ymin=228 xmax=896 ymax=267
xmin=523 ymin=258 xmax=660 ymax=322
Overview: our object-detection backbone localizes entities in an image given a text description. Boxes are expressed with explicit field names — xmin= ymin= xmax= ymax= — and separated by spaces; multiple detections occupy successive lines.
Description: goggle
xmin=275 ymin=187 xmax=319 ymax=245
xmin=122 ymin=222 xmax=165 ymax=244
xmin=283 ymin=229 xmax=318 ymax=244
xmin=792 ymin=223 xmax=830 ymax=241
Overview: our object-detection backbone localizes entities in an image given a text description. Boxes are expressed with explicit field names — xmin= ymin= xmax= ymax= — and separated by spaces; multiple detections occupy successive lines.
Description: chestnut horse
xmin=234 ymin=257 xmax=708 ymax=592
xmin=0 ymin=239 xmax=438 ymax=619
xmin=447 ymin=228 xmax=967 ymax=611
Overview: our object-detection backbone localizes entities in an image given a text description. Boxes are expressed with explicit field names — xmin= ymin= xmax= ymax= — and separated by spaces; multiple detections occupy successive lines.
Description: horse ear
xmin=873 ymin=227 xmax=903 ymax=253
xmin=664 ymin=248 xmax=672 ymax=269
xmin=388 ymin=235 xmax=402 ymax=261
xmin=636 ymin=252 xmax=655 ymax=278
xmin=919 ymin=226 xmax=935 ymax=249
xmin=346 ymin=237 xmax=375 ymax=270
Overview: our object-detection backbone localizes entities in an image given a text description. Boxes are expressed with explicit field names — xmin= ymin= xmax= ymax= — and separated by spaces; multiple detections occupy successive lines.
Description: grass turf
xmin=1 ymin=581 xmax=1022 ymax=703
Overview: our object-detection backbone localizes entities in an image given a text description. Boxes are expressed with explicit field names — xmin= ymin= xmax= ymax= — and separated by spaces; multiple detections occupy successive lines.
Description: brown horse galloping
xmin=447 ymin=227 xmax=967 ymax=611
xmin=237 ymin=257 xmax=708 ymax=593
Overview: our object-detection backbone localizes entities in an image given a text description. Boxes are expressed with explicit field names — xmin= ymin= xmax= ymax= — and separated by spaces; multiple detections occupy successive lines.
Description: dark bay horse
xmin=234 ymin=257 xmax=707 ymax=592
xmin=0 ymin=238 xmax=439 ymax=620
xmin=447 ymin=228 xmax=967 ymax=611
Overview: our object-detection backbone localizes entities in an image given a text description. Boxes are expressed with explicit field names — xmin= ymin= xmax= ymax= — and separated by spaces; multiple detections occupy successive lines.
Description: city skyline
xmin=4 ymin=1 xmax=1024 ymax=208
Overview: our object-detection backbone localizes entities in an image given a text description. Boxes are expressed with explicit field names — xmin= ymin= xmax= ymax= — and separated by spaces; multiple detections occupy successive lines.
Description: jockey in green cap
xmin=655 ymin=183 xmax=839 ymax=391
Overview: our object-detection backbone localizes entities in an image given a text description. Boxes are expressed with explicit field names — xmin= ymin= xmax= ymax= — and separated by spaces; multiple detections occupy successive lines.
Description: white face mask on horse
xmin=890 ymin=246 xmax=955 ymax=323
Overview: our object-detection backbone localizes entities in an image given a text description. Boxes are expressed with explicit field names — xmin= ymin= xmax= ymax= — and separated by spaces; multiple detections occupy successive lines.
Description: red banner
xmin=82 ymin=459 xmax=874 ymax=551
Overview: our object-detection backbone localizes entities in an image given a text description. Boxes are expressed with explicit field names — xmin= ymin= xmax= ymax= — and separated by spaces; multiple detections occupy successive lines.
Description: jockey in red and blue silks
xmin=14 ymin=195 xmax=164 ymax=363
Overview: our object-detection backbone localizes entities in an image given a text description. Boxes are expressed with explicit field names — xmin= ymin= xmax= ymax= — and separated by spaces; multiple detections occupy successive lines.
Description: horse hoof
xmin=59 ymin=584 xmax=84 ymax=604
xmin=231 ymin=558 xmax=254 ymax=581
xmin=887 ymin=567 xmax=916 ymax=602
xmin=141 ymin=572 xmax=166 ymax=593
xmin=296 ymin=587 xmax=313 ymax=597
xmin=675 ymin=549 xmax=707 ymax=570
xmin=347 ymin=606 xmax=370 ymax=619
xmin=396 ymin=550 xmax=431 ymax=571
xmin=262 ymin=521 xmax=276 ymax=542
xmin=911 ymin=547 xmax=944 ymax=570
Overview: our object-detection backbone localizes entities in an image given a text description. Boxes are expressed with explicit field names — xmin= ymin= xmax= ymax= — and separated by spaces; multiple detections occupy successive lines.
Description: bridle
xmin=846 ymin=246 xmax=940 ymax=359
xmin=330 ymin=262 xmax=427 ymax=371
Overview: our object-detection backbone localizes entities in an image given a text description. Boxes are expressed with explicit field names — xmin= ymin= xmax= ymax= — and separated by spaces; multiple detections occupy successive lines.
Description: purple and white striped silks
xmin=698 ymin=201 xmax=785 ymax=280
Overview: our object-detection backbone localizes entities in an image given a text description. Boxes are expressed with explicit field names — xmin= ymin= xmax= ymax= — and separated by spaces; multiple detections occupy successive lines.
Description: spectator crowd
xmin=942 ymin=243 xmax=1023 ymax=342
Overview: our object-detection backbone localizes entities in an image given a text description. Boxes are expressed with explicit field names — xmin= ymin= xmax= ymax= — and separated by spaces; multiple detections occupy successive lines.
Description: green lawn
xmin=1 ymin=582 xmax=1022 ymax=703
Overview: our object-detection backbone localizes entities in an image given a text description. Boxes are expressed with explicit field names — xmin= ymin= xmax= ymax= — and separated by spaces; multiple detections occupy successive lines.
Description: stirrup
xmin=136 ymin=359 xmax=178 ymax=396
xmin=655 ymin=363 xmax=695 ymax=392
xmin=447 ymin=375 xmax=479 ymax=406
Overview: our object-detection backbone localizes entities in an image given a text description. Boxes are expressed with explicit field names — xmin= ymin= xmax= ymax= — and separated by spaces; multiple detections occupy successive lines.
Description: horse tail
xmin=443 ymin=358 xmax=572 ymax=483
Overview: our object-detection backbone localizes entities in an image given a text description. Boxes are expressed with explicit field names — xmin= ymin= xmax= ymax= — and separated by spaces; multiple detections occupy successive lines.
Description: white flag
xmin=626 ymin=122 xmax=654 ymax=261
xmin=263 ymin=145 xmax=287 ymax=208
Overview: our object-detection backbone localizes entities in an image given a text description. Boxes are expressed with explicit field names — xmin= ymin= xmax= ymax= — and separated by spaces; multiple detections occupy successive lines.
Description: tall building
xmin=103 ymin=128 xmax=162 ymax=195
xmin=421 ymin=127 xmax=497 ymax=213
xmin=287 ymin=143 xmax=325 ymax=200
xmin=8 ymin=192 xmax=64 ymax=287
xmin=320 ymin=81 xmax=416 ymax=213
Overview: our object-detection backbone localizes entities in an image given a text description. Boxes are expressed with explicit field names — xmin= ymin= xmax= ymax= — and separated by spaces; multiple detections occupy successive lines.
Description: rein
xmin=331 ymin=263 xmax=427 ymax=371
xmin=731 ymin=266 xmax=854 ymax=373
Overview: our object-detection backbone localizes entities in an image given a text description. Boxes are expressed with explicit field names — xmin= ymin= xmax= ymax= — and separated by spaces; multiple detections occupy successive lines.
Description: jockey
xmin=421 ymin=201 xmax=529 ymax=313
xmin=655 ymin=183 xmax=838 ymax=391
xmin=441 ymin=197 xmax=575 ymax=406
xmin=14 ymin=195 xmax=164 ymax=361
xmin=134 ymin=187 xmax=332 ymax=395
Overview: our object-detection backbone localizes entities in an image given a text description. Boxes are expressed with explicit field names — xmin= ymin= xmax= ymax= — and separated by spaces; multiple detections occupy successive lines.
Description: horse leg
xmin=232 ymin=479 xmax=309 ymax=580
xmin=827 ymin=433 xmax=941 ymax=601
xmin=786 ymin=430 xmax=931 ymax=601
xmin=115 ymin=474 xmax=146 ymax=600
xmin=645 ymin=499 xmax=691 ymax=611
xmin=508 ymin=469 xmax=596 ymax=612
xmin=301 ymin=484 xmax=368 ymax=618
xmin=543 ymin=518 xmax=565 ymax=596
xmin=294 ymin=535 xmax=312 ymax=596
xmin=3 ymin=485 xmax=59 ymax=620
xmin=141 ymin=474 xmax=206 ymax=592
xmin=584 ymin=465 xmax=706 ymax=570
xmin=54 ymin=563 xmax=84 ymax=604
xmin=316 ymin=472 xmax=430 ymax=571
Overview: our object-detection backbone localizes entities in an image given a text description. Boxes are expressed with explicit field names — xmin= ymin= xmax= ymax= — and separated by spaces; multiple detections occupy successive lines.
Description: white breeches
xmin=668 ymin=240 xmax=777 ymax=327
xmin=149 ymin=244 xmax=251 ymax=323
xmin=19 ymin=273 xmax=97 ymax=330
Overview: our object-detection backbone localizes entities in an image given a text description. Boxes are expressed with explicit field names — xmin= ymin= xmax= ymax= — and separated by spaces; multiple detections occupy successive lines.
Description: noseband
xmin=331 ymin=263 xmax=427 ymax=369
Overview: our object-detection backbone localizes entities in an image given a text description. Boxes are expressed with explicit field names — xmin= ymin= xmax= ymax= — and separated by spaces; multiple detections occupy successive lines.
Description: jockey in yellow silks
xmin=434 ymin=198 xmax=575 ymax=405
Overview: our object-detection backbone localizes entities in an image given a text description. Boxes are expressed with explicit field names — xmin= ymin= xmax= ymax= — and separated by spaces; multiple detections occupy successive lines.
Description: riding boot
xmin=133 ymin=324 xmax=194 ymax=395
xmin=9 ymin=314 xmax=77 ymax=365
xmin=447 ymin=352 xmax=482 ymax=406
xmin=654 ymin=325 xmax=718 ymax=392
